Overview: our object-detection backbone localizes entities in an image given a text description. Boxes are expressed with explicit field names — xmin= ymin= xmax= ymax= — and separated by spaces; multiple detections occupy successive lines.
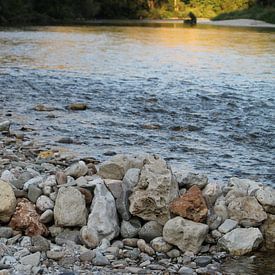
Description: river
xmin=0 ymin=23 xmax=274 ymax=187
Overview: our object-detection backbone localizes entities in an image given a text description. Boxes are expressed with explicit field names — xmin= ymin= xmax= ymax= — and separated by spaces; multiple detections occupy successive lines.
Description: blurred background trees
xmin=0 ymin=0 xmax=274 ymax=24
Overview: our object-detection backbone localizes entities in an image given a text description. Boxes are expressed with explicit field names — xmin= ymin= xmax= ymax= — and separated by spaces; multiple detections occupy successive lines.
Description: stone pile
xmin=0 ymin=150 xmax=274 ymax=275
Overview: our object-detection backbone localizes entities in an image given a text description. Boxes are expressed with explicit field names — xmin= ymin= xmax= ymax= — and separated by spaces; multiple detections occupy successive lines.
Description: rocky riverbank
xmin=0 ymin=120 xmax=275 ymax=275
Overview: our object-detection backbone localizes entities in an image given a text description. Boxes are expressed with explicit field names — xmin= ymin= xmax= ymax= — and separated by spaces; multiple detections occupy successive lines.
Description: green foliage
xmin=0 ymin=0 xmax=274 ymax=24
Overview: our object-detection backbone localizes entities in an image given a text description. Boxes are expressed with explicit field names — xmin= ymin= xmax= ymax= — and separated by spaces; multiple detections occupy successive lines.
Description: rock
xmin=138 ymin=221 xmax=163 ymax=243
xmin=56 ymin=172 xmax=67 ymax=185
xmin=166 ymin=249 xmax=181 ymax=258
xmin=256 ymin=187 xmax=275 ymax=214
xmin=150 ymin=237 xmax=173 ymax=253
xmin=120 ymin=218 xmax=141 ymax=238
xmin=54 ymin=187 xmax=87 ymax=227
xmin=129 ymin=155 xmax=178 ymax=225
xmin=202 ymin=182 xmax=222 ymax=207
xmin=9 ymin=198 xmax=48 ymax=236
xmin=163 ymin=217 xmax=208 ymax=253
xmin=0 ymin=227 xmax=13 ymax=238
xmin=80 ymin=180 xmax=119 ymax=248
xmin=122 ymin=238 xmax=138 ymax=247
xmin=79 ymin=250 xmax=96 ymax=262
xmin=39 ymin=209 xmax=54 ymax=224
xmin=77 ymin=187 xmax=93 ymax=205
xmin=27 ymin=185 xmax=42 ymax=203
xmin=98 ymin=154 xmax=144 ymax=180
xmin=218 ymin=219 xmax=238 ymax=234
xmin=177 ymin=171 xmax=208 ymax=189
xmin=68 ymin=103 xmax=87 ymax=111
xmin=20 ymin=252 xmax=41 ymax=266
xmin=0 ymin=121 xmax=10 ymax=132
xmin=137 ymin=239 xmax=155 ymax=256
xmin=195 ymin=256 xmax=212 ymax=267
xmin=178 ymin=266 xmax=195 ymax=275
xmin=213 ymin=196 xmax=228 ymax=222
xmin=261 ymin=214 xmax=275 ymax=250
xmin=228 ymin=196 xmax=267 ymax=227
xmin=125 ymin=267 xmax=143 ymax=273
xmin=170 ymin=185 xmax=208 ymax=223
xmin=1 ymin=170 xmax=16 ymax=183
xmin=104 ymin=179 xmax=123 ymax=199
xmin=92 ymin=251 xmax=110 ymax=266
xmin=0 ymin=180 xmax=16 ymax=222
xmin=116 ymin=188 xmax=132 ymax=221
xmin=36 ymin=195 xmax=54 ymax=212
xmin=65 ymin=161 xmax=88 ymax=178
xmin=46 ymin=251 xmax=65 ymax=261
xmin=34 ymin=104 xmax=55 ymax=111
xmin=23 ymin=176 xmax=43 ymax=191
xmin=55 ymin=229 xmax=80 ymax=245
xmin=212 ymin=230 xmax=222 ymax=240
xmin=218 ymin=228 xmax=263 ymax=256
xmin=30 ymin=235 xmax=50 ymax=252
xmin=207 ymin=214 xmax=222 ymax=230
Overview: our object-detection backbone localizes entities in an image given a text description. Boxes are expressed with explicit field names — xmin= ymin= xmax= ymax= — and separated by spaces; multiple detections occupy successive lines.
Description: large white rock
xmin=228 ymin=196 xmax=267 ymax=227
xmin=202 ymin=182 xmax=222 ymax=207
xmin=65 ymin=161 xmax=88 ymax=178
xmin=213 ymin=196 xmax=228 ymax=222
xmin=129 ymin=155 xmax=179 ymax=225
xmin=80 ymin=180 xmax=119 ymax=248
xmin=218 ymin=228 xmax=263 ymax=256
xmin=97 ymin=154 xmax=145 ymax=180
xmin=163 ymin=216 xmax=208 ymax=253
xmin=256 ymin=187 xmax=275 ymax=214
xmin=0 ymin=180 xmax=16 ymax=222
xmin=54 ymin=187 xmax=87 ymax=227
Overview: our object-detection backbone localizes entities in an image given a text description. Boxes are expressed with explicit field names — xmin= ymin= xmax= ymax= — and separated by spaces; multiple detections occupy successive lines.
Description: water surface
xmin=0 ymin=23 xmax=274 ymax=186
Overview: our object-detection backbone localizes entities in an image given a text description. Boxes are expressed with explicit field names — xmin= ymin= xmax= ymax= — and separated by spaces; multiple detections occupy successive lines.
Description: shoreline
xmin=1 ymin=18 xmax=275 ymax=29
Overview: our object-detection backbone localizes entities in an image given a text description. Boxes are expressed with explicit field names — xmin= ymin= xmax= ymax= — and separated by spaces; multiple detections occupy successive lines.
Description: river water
xmin=0 ymin=23 xmax=274 ymax=187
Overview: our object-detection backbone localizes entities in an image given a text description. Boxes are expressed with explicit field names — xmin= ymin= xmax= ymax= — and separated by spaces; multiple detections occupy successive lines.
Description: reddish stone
xmin=77 ymin=187 xmax=93 ymax=205
xmin=9 ymin=198 xmax=48 ymax=236
xmin=169 ymin=185 xmax=208 ymax=223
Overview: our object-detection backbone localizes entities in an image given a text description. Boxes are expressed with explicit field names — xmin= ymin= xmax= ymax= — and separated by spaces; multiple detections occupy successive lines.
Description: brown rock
xmin=169 ymin=185 xmax=208 ymax=222
xmin=9 ymin=198 xmax=48 ymax=236
xmin=68 ymin=103 xmax=87 ymax=111
xmin=77 ymin=187 xmax=93 ymax=205
xmin=56 ymin=172 xmax=67 ymax=185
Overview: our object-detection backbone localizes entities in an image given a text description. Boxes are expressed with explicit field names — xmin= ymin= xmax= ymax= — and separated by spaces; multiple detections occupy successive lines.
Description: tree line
xmin=0 ymin=0 xmax=273 ymax=24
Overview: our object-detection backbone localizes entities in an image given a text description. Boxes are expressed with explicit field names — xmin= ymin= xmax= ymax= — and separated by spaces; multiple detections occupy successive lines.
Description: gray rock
xmin=31 ymin=235 xmax=50 ymax=252
xmin=150 ymin=237 xmax=173 ymax=253
xmin=23 ymin=176 xmax=43 ymax=191
xmin=80 ymin=180 xmax=119 ymax=248
xmin=121 ymin=218 xmax=141 ymax=238
xmin=36 ymin=195 xmax=54 ymax=212
xmin=0 ymin=121 xmax=10 ymax=132
xmin=212 ymin=230 xmax=222 ymax=240
xmin=56 ymin=171 xmax=67 ymax=185
xmin=0 ymin=180 xmax=16 ymax=223
xmin=195 ymin=256 xmax=212 ymax=267
xmin=123 ymin=168 xmax=140 ymax=190
xmin=39 ymin=209 xmax=54 ymax=224
xmin=20 ymin=252 xmax=41 ymax=266
xmin=163 ymin=217 xmax=208 ymax=254
xmin=178 ymin=266 xmax=195 ymax=275
xmin=65 ymin=161 xmax=88 ymax=178
xmin=166 ymin=249 xmax=181 ymax=258
xmin=122 ymin=238 xmax=138 ymax=247
xmin=207 ymin=214 xmax=222 ymax=230
xmin=55 ymin=230 xmax=80 ymax=245
xmin=104 ymin=179 xmax=123 ymax=199
xmin=139 ymin=221 xmax=163 ymax=242
xmin=256 ymin=187 xmax=275 ymax=214
xmin=92 ymin=251 xmax=110 ymax=266
xmin=1 ymin=170 xmax=16 ymax=184
xmin=218 ymin=219 xmax=238 ymax=234
xmin=116 ymin=187 xmax=132 ymax=221
xmin=97 ymin=154 xmax=144 ymax=180
xmin=218 ymin=228 xmax=263 ymax=256
xmin=39 ymin=175 xmax=56 ymax=188
xmin=129 ymin=155 xmax=179 ymax=225
xmin=0 ymin=227 xmax=13 ymax=238
xmin=228 ymin=196 xmax=267 ymax=227
xmin=202 ymin=182 xmax=222 ymax=207
xmin=213 ymin=196 xmax=228 ymax=222
xmin=79 ymin=250 xmax=96 ymax=262
xmin=27 ymin=185 xmax=42 ymax=203
xmin=177 ymin=171 xmax=208 ymax=189
xmin=54 ymin=187 xmax=87 ymax=227
xmin=125 ymin=267 xmax=143 ymax=273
